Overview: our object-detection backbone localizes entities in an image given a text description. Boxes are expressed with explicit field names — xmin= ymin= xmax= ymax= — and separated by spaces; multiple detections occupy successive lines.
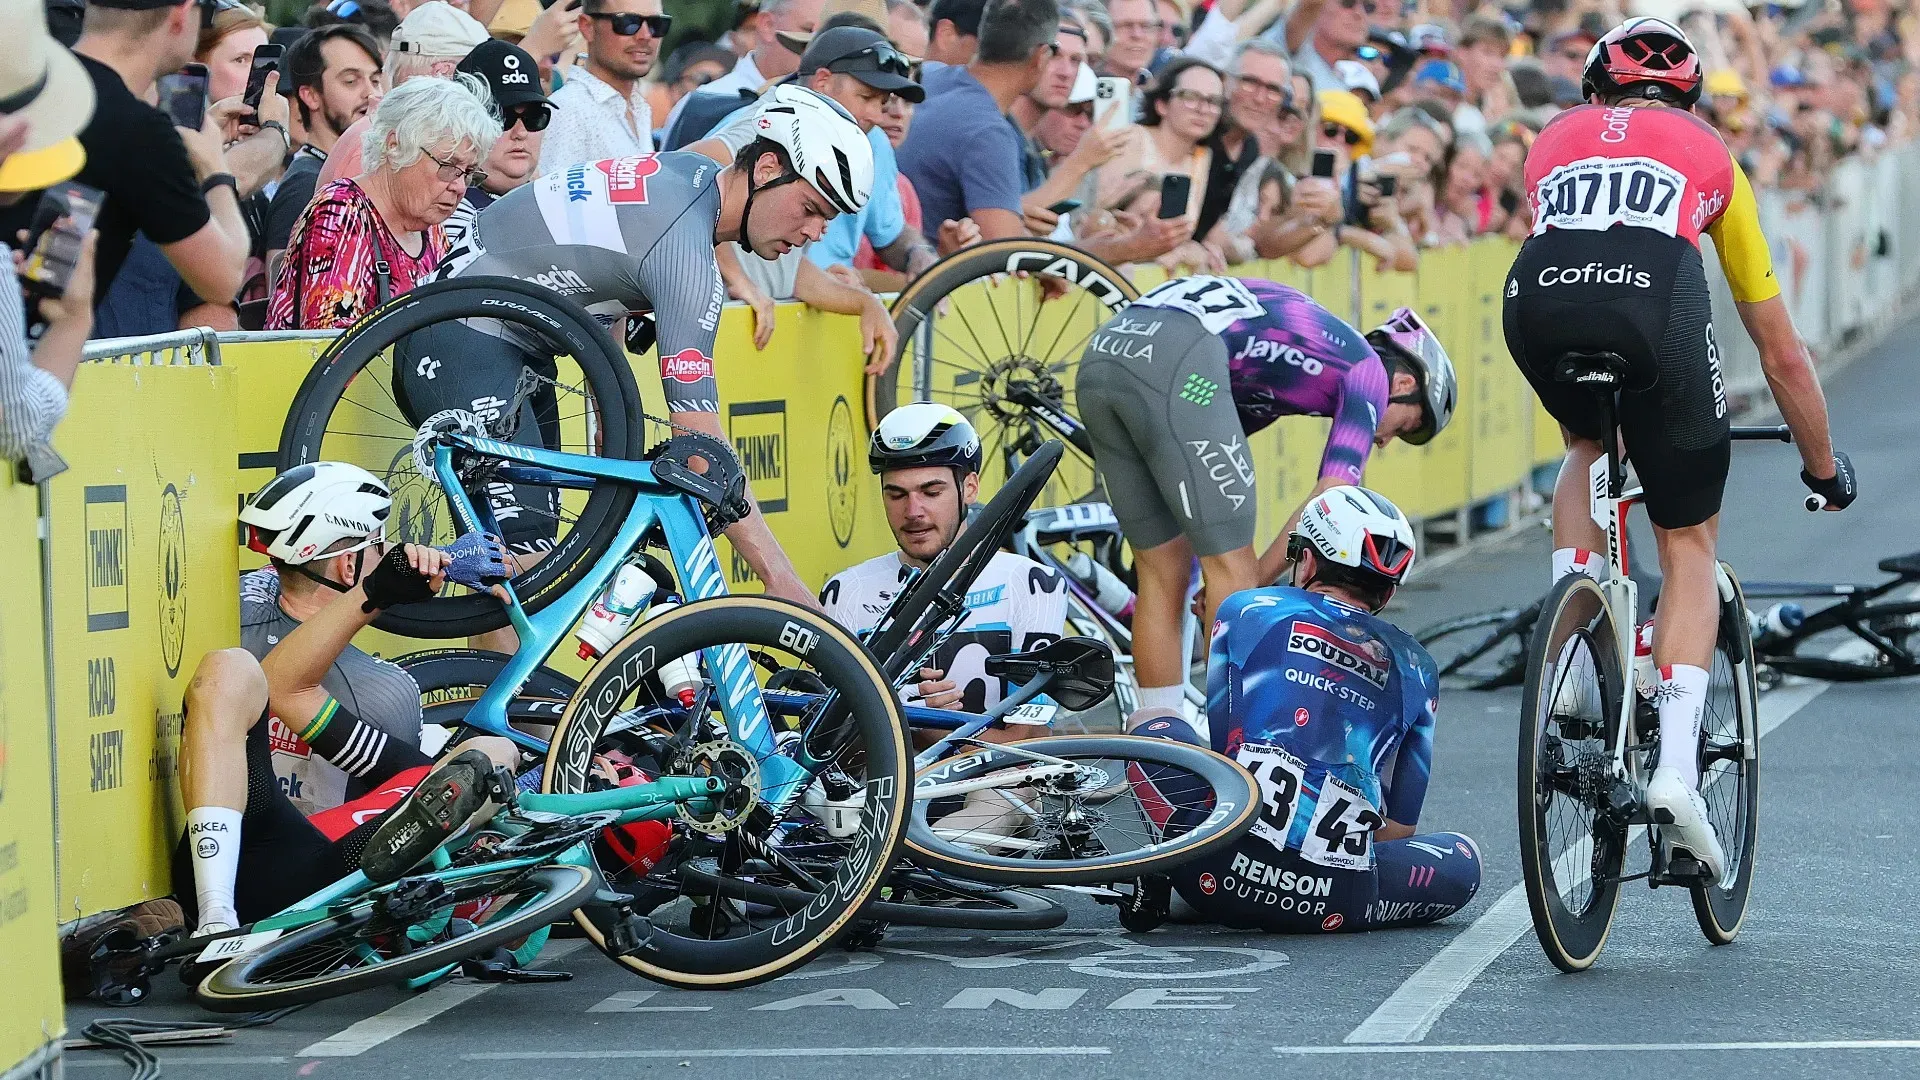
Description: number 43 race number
xmin=1531 ymin=156 xmax=1687 ymax=239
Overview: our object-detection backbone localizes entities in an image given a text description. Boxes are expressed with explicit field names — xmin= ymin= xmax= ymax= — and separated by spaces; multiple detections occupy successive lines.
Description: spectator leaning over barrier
xmin=267 ymin=74 xmax=499 ymax=329
xmin=660 ymin=0 xmax=823 ymax=143
xmin=1259 ymin=0 xmax=1367 ymax=91
xmin=1291 ymin=86 xmax=1413 ymax=271
xmin=1096 ymin=55 xmax=1224 ymax=269
xmin=315 ymin=1 xmax=489 ymax=190
xmin=897 ymin=0 xmax=1060 ymax=244
xmin=265 ymin=24 xmax=386 ymax=286
xmin=924 ymin=0 xmax=984 ymax=64
xmin=452 ymin=38 xmax=549 ymax=228
xmin=535 ymin=0 xmax=666 ymax=175
xmin=853 ymin=80 xmax=919 ymax=284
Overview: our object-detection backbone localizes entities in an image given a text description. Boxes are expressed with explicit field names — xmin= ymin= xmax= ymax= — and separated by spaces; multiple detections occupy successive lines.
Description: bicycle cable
xmin=74 ymin=1006 xmax=307 ymax=1080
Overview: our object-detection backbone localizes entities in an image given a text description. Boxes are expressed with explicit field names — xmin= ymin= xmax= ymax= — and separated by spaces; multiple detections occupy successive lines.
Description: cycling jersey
xmin=820 ymin=550 xmax=1068 ymax=714
xmin=1525 ymin=104 xmax=1778 ymax=304
xmin=430 ymin=152 xmax=729 ymax=413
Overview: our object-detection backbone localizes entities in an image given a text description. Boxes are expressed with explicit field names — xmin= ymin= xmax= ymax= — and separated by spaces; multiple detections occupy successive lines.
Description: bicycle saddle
xmin=1551 ymin=351 xmax=1631 ymax=389
xmin=647 ymin=433 xmax=753 ymax=531
xmin=985 ymin=636 xmax=1116 ymax=712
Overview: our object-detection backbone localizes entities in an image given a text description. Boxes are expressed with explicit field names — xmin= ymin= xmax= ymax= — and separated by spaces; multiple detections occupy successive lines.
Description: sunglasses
xmin=1355 ymin=44 xmax=1383 ymax=61
xmin=589 ymin=11 xmax=672 ymax=37
xmin=1337 ymin=0 xmax=1378 ymax=13
xmin=1323 ymin=122 xmax=1362 ymax=145
xmin=505 ymin=104 xmax=552 ymax=132
xmin=1062 ymin=100 xmax=1094 ymax=118
xmin=833 ymin=41 xmax=915 ymax=77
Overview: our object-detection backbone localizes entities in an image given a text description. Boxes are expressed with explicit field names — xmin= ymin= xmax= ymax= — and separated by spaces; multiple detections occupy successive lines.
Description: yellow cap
xmin=1706 ymin=68 xmax=1748 ymax=99
xmin=1317 ymin=88 xmax=1375 ymax=157
xmin=0 ymin=136 xmax=84 ymax=193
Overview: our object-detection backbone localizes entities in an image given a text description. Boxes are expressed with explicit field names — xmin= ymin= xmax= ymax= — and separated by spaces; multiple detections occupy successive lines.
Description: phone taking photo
xmin=1046 ymin=198 xmax=1083 ymax=216
xmin=1093 ymin=77 xmax=1132 ymax=134
xmin=159 ymin=63 xmax=210 ymax=131
xmin=244 ymin=43 xmax=283 ymax=111
xmin=21 ymin=183 xmax=104 ymax=300
xmin=1158 ymin=174 xmax=1191 ymax=220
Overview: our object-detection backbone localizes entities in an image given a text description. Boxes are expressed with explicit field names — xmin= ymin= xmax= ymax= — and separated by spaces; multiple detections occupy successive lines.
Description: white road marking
xmin=464 ymin=1047 xmax=1114 ymax=1060
xmin=1280 ymin=1040 xmax=1920 ymax=1055
xmin=298 ymin=939 xmax=586 ymax=1057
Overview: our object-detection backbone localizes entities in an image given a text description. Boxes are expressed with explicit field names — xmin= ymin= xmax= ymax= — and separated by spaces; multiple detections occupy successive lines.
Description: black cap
xmin=458 ymin=38 xmax=550 ymax=111
xmin=798 ymin=26 xmax=924 ymax=102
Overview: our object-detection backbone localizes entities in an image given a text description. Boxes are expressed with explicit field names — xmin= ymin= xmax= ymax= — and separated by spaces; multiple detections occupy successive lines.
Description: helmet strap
xmin=290 ymin=561 xmax=353 ymax=595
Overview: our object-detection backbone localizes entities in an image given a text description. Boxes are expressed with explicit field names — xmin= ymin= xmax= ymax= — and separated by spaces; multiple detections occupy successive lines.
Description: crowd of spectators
xmin=6 ymin=0 xmax=1920 ymax=465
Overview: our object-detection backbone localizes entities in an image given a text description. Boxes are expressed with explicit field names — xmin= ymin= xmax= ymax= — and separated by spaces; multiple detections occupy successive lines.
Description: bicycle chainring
xmin=491 ymin=810 xmax=624 ymax=859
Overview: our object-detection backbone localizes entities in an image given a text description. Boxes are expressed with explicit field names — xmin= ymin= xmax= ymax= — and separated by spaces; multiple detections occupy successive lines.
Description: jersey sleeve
xmin=1012 ymin=559 xmax=1069 ymax=653
xmin=1317 ymin=351 xmax=1389 ymax=486
xmin=819 ymin=572 xmax=854 ymax=631
xmin=633 ymin=189 xmax=726 ymax=414
xmin=1704 ymin=161 xmax=1779 ymax=304
xmin=1383 ymin=653 xmax=1437 ymax=825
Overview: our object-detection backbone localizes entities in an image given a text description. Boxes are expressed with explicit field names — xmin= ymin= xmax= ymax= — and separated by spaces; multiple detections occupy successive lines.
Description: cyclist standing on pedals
xmin=1075 ymin=275 xmax=1456 ymax=730
xmin=394 ymin=84 xmax=878 ymax=608
xmin=1505 ymin=17 xmax=1856 ymax=878
xmin=821 ymin=403 xmax=1067 ymax=728
xmin=1134 ymin=487 xmax=1481 ymax=933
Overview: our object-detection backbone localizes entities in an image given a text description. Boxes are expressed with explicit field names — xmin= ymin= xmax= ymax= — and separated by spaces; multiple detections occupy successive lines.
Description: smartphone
xmin=243 ymin=43 xmax=283 ymax=111
xmin=1093 ymin=77 xmax=1132 ymax=134
xmin=1311 ymin=148 xmax=1338 ymax=178
xmin=1157 ymin=174 xmax=1191 ymax=220
xmin=1046 ymin=198 xmax=1083 ymax=215
xmin=158 ymin=63 xmax=210 ymax=131
xmin=1376 ymin=174 xmax=1398 ymax=197
xmin=20 ymin=182 xmax=104 ymax=300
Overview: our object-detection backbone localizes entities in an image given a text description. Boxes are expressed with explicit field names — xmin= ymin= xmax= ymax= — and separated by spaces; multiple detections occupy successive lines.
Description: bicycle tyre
xmin=1416 ymin=604 xmax=1535 ymax=690
xmin=195 ymin=863 xmax=596 ymax=1012
xmin=1691 ymin=563 xmax=1761 ymax=944
xmin=677 ymin=858 xmax=1068 ymax=930
xmin=1517 ymin=574 xmax=1627 ymax=973
xmin=539 ymin=596 xmax=911 ymax=989
xmin=904 ymin=735 xmax=1260 ymax=886
xmin=396 ymin=648 xmax=579 ymax=730
xmin=278 ymin=276 xmax=644 ymax=639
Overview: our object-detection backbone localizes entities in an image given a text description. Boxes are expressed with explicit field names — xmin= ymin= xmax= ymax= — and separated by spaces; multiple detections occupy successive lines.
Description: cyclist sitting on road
xmin=1504 ymin=17 xmax=1855 ymax=878
xmin=821 ymin=403 xmax=1068 ymax=727
xmin=393 ymin=85 xmax=879 ymax=609
xmin=176 ymin=464 xmax=518 ymax=935
xmin=1076 ymin=274 xmax=1456 ymax=728
xmin=1136 ymin=486 xmax=1481 ymax=933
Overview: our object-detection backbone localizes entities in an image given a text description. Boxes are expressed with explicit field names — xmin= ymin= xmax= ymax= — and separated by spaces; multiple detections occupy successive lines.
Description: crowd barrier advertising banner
xmin=0 ymin=472 xmax=62 ymax=1075
xmin=44 ymin=364 xmax=240 ymax=920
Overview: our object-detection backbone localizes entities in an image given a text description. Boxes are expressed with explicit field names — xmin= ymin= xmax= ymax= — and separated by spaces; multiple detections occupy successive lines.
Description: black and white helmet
xmin=1292 ymin=485 xmax=1417 ymax=584
xmin=240 ymin=462 xmax=390 ymax=565
xmin=749 ymin=84 xmax=875 ymax=216
xmin=868 ymin=402 xmax=982 ymax=475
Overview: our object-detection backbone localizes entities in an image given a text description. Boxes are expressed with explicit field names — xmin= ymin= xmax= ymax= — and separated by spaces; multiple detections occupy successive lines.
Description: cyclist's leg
xmin=177 ymin=649 xmax=271 ymax=931
xmin=1365 ymin=832 xmax=1483 ymax=929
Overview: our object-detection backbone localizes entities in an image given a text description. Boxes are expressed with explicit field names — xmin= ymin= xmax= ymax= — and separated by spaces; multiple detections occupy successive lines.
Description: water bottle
xmin=1633 ymin=621 xmax=1656 ymax=700
xmin=1747 ymin=602 xmax=1805 ymax=646
xmin=577 ymin=562 xmax=658 ymax=660
xmin=640 ymin=601 xmax=704 ymax=707
xmin=1065 ymin=552 xmax=1136 ymax=619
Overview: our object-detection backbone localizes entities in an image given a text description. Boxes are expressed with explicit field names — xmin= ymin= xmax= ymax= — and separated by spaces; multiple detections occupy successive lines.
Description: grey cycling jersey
xmin=433 ymin=152 xmax=729 ymax=413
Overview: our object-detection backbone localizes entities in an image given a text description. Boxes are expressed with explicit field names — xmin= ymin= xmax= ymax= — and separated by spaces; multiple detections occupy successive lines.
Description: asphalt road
xmin=66 ymin=324 xmax=1920 ymax=1079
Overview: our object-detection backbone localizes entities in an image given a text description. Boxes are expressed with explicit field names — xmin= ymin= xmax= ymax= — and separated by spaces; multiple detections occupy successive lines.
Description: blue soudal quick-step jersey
xmin=1206 ymin=587 xmax=1439 ymax=872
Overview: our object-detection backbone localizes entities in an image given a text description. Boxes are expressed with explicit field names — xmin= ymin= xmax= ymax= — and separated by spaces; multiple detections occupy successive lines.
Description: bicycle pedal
xmin=605 ymin=912 xmax=657 ymax=957
xmin=380 ymin=876 xmax=451 ymax=922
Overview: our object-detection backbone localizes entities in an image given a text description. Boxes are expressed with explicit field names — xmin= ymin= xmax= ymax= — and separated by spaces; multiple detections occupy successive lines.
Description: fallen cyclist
xmin=1133 ymin=486 xmax=1481 ymax=932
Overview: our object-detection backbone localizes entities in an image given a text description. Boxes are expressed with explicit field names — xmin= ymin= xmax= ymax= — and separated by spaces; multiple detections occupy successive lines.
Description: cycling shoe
xmin=362 ymin=749 xmax=504 ymax=884
xmin=1646 ymin=766 xmax=1725 ymax=881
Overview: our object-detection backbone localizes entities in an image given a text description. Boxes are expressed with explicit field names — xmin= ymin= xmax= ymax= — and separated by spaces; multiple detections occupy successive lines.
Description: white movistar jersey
xmin=821 ymin=550 xmax=1069 ymax=714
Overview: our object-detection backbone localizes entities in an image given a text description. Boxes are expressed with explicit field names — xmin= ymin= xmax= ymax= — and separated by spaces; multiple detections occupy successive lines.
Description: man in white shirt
xmin=538 ymin=0 xmax=668 ymax=173
xmin=659 ymin=0 xmax=825 ymax=144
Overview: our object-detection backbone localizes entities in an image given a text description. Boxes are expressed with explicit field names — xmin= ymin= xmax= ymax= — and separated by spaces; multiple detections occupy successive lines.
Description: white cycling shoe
xmin=1646 ymin=766 xmax=1725 ymax=881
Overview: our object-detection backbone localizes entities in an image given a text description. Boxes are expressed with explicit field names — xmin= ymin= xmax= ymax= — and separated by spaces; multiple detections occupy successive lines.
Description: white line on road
xmin=1281 ymin=1040 xmax=1920 ymax=1055
xmin=298 ymin=939 xmax=587 ymax=1057
xmin=464 ymin=1047 xmax=1114 ymax=1060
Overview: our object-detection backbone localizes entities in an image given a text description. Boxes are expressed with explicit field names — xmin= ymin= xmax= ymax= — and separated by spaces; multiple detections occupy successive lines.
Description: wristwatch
xmin=199 ymin=172 xmax=239 ymax=197
xmin=257 ymin=120 xmax=291 ymax=155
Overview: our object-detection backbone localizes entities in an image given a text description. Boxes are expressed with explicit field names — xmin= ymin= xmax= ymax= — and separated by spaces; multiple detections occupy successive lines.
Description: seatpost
xmin=1597 ymin=390 xmax=1625 ymax=499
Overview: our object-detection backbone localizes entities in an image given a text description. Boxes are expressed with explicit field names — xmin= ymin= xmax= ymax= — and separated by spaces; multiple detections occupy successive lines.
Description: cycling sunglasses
xmin=1323 ymin=122 xmax=1362 ymax=145
xmin=831 ymin=41 xmax=914 ymax=78
xmin=506 ymin=104 xmax=553 ymax=132
xmin=590 ymin=11 xmax=672 ymax=37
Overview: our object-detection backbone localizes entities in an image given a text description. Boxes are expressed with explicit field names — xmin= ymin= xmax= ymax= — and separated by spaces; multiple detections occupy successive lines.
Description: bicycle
xmin=1738 ymin=559 xmax=1920 ymax=683
xmin=1517 ymin=352 xmax=1778 ymax=972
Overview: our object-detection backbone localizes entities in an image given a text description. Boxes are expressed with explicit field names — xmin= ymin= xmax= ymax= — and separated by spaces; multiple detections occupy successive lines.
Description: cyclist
xmin=820 ymin=403 xmax=1068 ymax=725
xmin=1135 ymin=486 xmax=1481 ymax=933
xmin=393 ymin=85 xmax=877 ymax=608
xmin=176 ymin=464 xmax=517 ymax=934
xmin=1504 ymin=16 xmax=1855 ymax=877
xmin=1075 ymin=275 xmax=1456 ymax=726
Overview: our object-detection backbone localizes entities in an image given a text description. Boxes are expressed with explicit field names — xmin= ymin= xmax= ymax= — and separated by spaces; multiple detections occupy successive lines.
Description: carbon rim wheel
xmin=678 ymin=858 xmax=1069 ymax=930
xmin=904 ymin=735 xmax=1261 ymax=886
xmin=1517 ymin=574 xmax=1627 ymax=973
xmin=396 ymin=648 xmax=579 ymax=732
xmin=1416 ymin=604 xmax=1536 ymax=690
xmin=278 ymin=276 xmax=644 ymax=639
xmin=195 ymin=863 xmax=596 ymax=1012
xmin=874 ymin=239 xmax=1139 ymax=510
xmin=539 ymin=596 xmax=910 ymax=989
xmin=1691 ymin=563 xmax=1760 ymax=943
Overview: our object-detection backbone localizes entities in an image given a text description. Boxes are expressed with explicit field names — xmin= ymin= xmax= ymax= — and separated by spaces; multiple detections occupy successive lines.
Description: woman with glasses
xmin=1096 ymin=56 xmax=1229 ymax=267
xmin=267 ymin=75 xmax=500 ymax=329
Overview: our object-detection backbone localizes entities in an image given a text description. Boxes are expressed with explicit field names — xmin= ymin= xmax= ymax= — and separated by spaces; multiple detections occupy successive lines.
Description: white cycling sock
xmin=1552 ymin=548 xmax=1608 ymax=586
xmin=1654 ymin=664 xmax=1710 ymax=789
xmin=186 ymin=806 xmax=243 ymax=929
xmin=1136 ymin=685 xmax=1186 ymax=713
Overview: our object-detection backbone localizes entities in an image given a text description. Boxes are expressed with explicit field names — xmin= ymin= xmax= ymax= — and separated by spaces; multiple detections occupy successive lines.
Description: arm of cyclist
xmin=1377 ymin=668 xmax=1439 ymax=843
xmin=1258 ymin=357 xmax=1390 ymax=583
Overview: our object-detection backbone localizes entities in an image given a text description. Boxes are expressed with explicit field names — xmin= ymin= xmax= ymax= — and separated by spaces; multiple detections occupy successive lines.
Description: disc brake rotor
xmin=675 ymin=740 xmax=761 ymax=835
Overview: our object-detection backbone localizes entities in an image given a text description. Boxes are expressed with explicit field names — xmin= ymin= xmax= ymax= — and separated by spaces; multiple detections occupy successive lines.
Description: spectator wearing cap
xmin=1334 ymin=57 xmax=1377 ymax=110
xmin=1409 ymin=56 xmax=1464 ymax=106
xmin=1296 ymin=86 xmax=1412 ymax=270
xmin=1541 ymin=27 xmax=1595 ymax=85
xmin=264 ymin=24 xmax=385 ymax=285
xmin=1258 ymin=0 xmax=1371 ymax=91
xmin=0 ymin=1 xmax=96 ymax=472
xmin=899 ymin=0 xmax=1059 ymax=243
xmin=645 ymin=39 xmax=733 ymax=140
xmin=1450 ymin=14 xmax=1508 ymax=137
xmin=925 ymin=0 xmax=983 ymax=64
xmin=454 ymin=37 xmax=549 ymax=221
xmin=316 ymin=1 xmax=489 ymax=190
xmin=660 ymin=0 xmax=824 ymax=140
xmin=536 ymin=0 xmax=666 ymax=173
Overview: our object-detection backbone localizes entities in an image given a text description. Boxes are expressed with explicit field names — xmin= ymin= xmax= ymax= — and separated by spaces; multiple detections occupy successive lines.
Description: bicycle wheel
xmin=677 ymin=858 xmax=1068 ymax=930
xmin=905 ymin=735 xmax=1260 ymax=886
xmin=1517 ymin=574 xmax=1628 ymax=972
xmin=539 ymin=596 xmax=910 ymax=989
xmin=279 ymin=276 xmax=644 ymax=639
xmin=195 ymin=863 xmax=595 ymax=1012
xmin=1691 ymin=563 xmax=1761 ymax=944
xmin=1416 ymin=603 xmax=1537 ymax=690
xmin=397 ymin=648 xmax=579 ymax=730
xmin=875 ymin=239 xmax=1138 ymax=509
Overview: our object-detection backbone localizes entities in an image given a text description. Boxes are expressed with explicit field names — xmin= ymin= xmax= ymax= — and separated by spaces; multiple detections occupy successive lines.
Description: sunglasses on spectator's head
xmin=833 ymin=41 xmax=915 ymax=77
xmin=323 ymin=0 xmax=361 ymax=17
xmin=590 ymin=11 xmax=672 ymax=37
xmin=1323 ymin=122 xmax=1362 ymax=144
xmin=1062 ymin=100 xmax=1094 ymax=118
xmin=505 ymin=104 xmax=552 ymax=132
xmin=1337 ymin=0 xmax=1378 ymax=14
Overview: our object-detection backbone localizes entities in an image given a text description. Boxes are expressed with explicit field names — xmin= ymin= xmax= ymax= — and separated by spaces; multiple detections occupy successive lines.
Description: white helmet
xmin=1291 ymin=485 xmax=1417 ymax=585
xmin=241 ymin=462 xmax=391 ymax=565
xmin=869 ymin=402 xmax=982 ymax=475
xmin=748 ymin=84 xmax=875 ymax=216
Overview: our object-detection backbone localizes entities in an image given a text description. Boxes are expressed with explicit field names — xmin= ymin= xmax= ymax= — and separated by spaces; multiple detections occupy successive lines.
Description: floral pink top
xmin=266 ymin=179 xmax=445 ymax=330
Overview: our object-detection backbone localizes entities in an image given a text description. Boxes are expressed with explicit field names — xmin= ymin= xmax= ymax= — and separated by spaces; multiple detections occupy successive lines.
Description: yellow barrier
xmin=1 ymin=471 xmax=62 ymax=1077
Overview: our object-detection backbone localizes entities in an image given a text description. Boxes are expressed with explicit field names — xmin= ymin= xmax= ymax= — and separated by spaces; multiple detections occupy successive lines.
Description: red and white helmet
xmin=1292 ymin=486 xmax=1417 ymax=585
xmin=1582 ymin=17 xmax=1702 ymax=108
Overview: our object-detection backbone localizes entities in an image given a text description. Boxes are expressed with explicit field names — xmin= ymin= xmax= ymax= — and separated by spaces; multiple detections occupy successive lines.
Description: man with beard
xmin=265 ymin=24 xmax=386 ymax=283
xmin=537 ymin=0 xmax=669 ymax=172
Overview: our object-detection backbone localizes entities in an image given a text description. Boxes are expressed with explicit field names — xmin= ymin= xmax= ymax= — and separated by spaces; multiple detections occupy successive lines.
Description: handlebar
xmin=1728 ymin=426 xmax=1828 ymax=510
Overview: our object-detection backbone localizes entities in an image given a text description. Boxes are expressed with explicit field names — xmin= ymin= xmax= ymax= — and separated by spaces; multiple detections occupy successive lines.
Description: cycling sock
xmin=1137 ymin=685 xmax=1186 ymax=713
xmin=185 ymin=806 xmax=243 ymax=929
xmin=1551 ymin=548 xmax=1608 ymax=586
xmin=1654 ymin=664 xmax=1709 ymax=788
xmin=300 ymin=698 xmax=432 ymax=780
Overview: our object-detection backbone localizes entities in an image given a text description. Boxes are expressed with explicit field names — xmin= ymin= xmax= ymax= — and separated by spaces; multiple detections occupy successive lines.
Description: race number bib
xmin=1132 ymin=276 xmax=1265 ymax=334
xmin=1237 ymin=741 xmax=1308 ymax=850
xmin=1531 ymin=156 xmax=1686 ymax=239
xmin=1302 ymin=774 xmax=1384 ymax=871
